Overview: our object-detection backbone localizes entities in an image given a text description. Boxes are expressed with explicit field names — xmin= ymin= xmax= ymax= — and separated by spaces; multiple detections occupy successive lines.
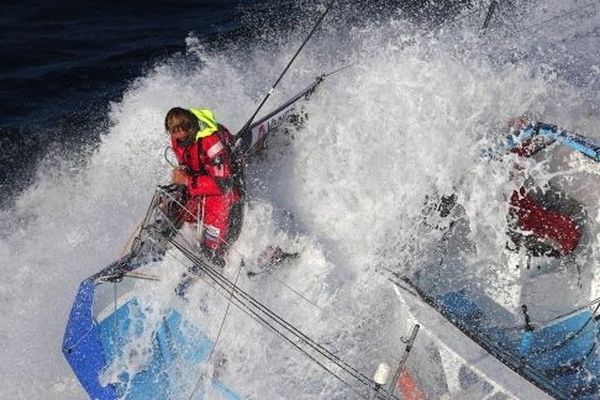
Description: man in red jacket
xmin=165 ymin=107 xmax=244 ymax=267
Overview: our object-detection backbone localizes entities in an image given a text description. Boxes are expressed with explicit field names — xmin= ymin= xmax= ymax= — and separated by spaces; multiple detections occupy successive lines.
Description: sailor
xmin=165 ymin=107 xmax=244 ymax=267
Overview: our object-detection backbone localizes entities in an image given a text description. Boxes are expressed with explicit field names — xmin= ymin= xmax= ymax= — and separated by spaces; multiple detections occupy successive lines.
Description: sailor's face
xmin=170 ymin=126 xmax=190 ymax=141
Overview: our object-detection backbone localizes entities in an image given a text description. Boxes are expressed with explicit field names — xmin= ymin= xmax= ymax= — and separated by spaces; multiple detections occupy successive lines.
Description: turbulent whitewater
xmin=2 ymin=0 xmax=600 ymax=398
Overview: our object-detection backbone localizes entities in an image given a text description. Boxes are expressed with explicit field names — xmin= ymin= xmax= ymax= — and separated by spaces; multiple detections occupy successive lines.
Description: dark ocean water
xmin=0 ymin=0 xmax=268 ymax=202
xmin=0 ymin=0 xmax=469 ymax=205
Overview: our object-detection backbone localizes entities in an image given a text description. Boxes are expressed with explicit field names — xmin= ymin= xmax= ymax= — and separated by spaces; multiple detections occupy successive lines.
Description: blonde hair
xmin=164 ymin=107 xmax=198 ymax=134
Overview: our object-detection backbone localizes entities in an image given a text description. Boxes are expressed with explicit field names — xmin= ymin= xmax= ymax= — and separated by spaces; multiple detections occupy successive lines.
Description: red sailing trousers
xmin=182 ymin=192 xmax=240 ymax=254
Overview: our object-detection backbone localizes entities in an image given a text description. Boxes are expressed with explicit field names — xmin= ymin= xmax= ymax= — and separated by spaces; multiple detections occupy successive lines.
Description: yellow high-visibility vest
xmin=189 ymin=108 xmax=218 ymax=139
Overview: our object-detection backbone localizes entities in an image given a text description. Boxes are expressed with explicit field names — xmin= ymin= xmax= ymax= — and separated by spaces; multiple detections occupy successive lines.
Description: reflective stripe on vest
xmin=189 ymin=108 xmax=218 ymax=139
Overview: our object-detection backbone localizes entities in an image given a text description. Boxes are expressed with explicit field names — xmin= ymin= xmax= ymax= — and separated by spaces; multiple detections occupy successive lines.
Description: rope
xmin=209 ymin=260 xmax=244 ymax=360
xmin=166 ymin=236 xmax=400 ymax=400
xmin=136 ymin=209 xmax=396 ymax=398
xmin=156 ymin=235 xmax=370 ymax=398
xmin=149 ymin=204 xmax=407 ymax=395
xmin=71 ymin=185 xmax=407 ymax=399
xmin=507 ymin=1 xmax=598 ymax=37
xmin=527 ymin=301 xmax=600 ymax=356
xmin=155 ymin=184 xmax=355 ymax=332
xmin=118 ymin=219 xmax=143 ymax=258
xmin=186 ymin=260 xmax=244 ymax=400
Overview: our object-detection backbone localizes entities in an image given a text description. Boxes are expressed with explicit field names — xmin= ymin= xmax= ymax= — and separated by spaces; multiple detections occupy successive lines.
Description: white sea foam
xmin=1 ymin=1 xmax=600 ymax=398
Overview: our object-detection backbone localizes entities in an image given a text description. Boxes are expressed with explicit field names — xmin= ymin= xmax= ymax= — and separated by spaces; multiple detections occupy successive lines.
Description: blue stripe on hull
xmin=63 ymin=280 xmax=241 ymax=399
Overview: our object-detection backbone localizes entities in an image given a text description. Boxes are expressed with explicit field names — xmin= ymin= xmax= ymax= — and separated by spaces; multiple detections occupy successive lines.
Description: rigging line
xmin=194 ymin=273 xmax=396 ymax=399
xmin=149 ymin=234 xmax=400 ymax=400
xmin=137 ymin=194 xmax=394 ymax=394
xmin=175 ymin=245 xmax=376 ymax=387
xmin=427 ymin=7 xmax=484 ymax=36
xmin=164 ymin=228 xmax=406 ymax=373
xmin=194 ymin=227 xmax=359 ymax=335
xmin=167 ymin=241 xmax=374 ymax=399
xmin=498 ymin=1 xmax=598 ymax=39
xmin=209 ymin=260 xmax=244 ymax=361
xmin=238 ymin=0 xmax=336 ymax=135
xmin=154 ymin=230 xmax=313 ymax=335
xmin=186 ymin=263 xmax=245 ymax=400
xmin=213 ymin=283 xmax=370 ymax=399
xmin=155 ymin=187 xmax=350 ymax=329
xmin=260 ymin=270 xmax=350 ymax=329
xmin=147 ymin=239 xmax=254 ymax=400
xmin=321 ymin=60 xmax=359 ymax=79
xmin=225 ymin=291 xmax=373 ymax=399
xmin=169 ymin=238 xmax=384 ymax=391
xmin=527 ymin=301 xmax=600 ymax=357
xmin=189 ymin=222 xmax=356 ymax=330
xmin=151 ymin=201 xmax=389 ymax=366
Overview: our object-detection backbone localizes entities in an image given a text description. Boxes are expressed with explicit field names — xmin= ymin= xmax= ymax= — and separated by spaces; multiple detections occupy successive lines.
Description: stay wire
xmin=487 ymin=0 xmax=599 ymax=45
xmin=186 ymin=262 xmax=245 ymax=400
xmin=527 ymin=301 xmax=600 ymax=357
xmin=129 ymin=193 xmax=401 ymax=399
xmin=140 ymin=236 xmax=233 ymax=400
xmin=170 ymin=239 xmax=369 ymax=382
xmin=158 ymin=216 xmax=403 ymax=369
xmin=147 ymin=227 xmax=360 ymax=389
xmin=208 ymin=260 xmax=244 ymax=360
xmin=150 ymin=187 xmax=406 ymax=371
xmin=238 ymin=0 xmax=336 ymax=134
xmin=321 ymin=60 xmax=359 ymax=79
xmin=156 ymin=185 xmax=353 ymax=331
xmin=168 ymin=237 xmax=399 ymax=399
xmin=167 ymin=240 xmax=371 ymax=399
xmin=506 ymin=1 xmax=598 ymax=36
xmin=156 ymin=204 xmax=410 ymax=390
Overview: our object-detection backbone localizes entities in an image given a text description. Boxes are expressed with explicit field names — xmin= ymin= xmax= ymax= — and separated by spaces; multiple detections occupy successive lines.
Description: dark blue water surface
xmin=0 ymin=1 xmax=271 ymax=200
xmin=0 ymin=0 xmax=469 ymax=204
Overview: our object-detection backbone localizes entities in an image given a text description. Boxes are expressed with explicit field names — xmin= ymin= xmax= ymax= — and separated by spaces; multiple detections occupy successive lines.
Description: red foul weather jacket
xmin=171 ymin=126 xmax=240 ymax=198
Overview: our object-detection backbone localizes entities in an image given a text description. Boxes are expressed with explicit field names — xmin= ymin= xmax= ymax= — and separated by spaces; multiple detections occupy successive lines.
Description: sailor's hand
xmin=172 ymin=168 xmax=189 ymax=186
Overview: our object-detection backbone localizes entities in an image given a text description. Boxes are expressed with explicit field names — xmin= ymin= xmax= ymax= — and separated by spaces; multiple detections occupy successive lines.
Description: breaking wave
xmin=1 ymin=0 xmax=599 ymax=398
